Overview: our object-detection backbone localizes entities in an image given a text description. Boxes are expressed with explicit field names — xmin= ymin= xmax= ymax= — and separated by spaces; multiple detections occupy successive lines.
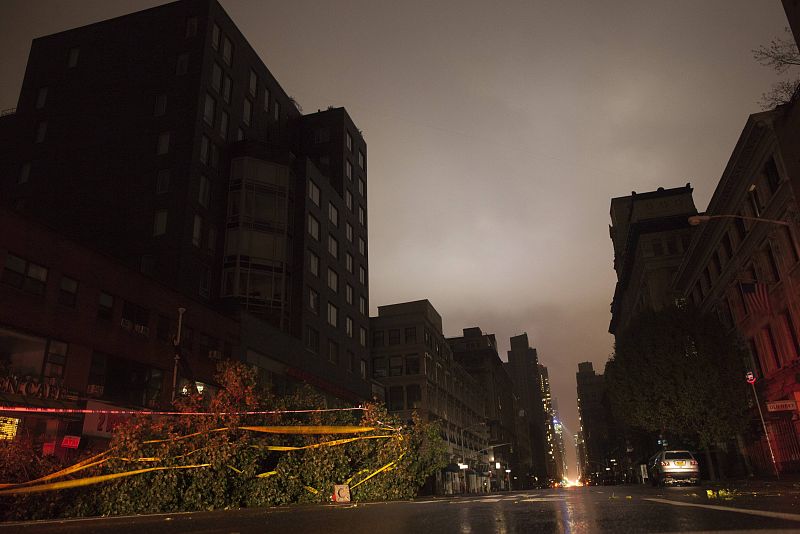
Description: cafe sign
xmin=0 ymin=374 xmax=63 ymax=401
xmin=766 ymin=400 xmax=797 ymax=412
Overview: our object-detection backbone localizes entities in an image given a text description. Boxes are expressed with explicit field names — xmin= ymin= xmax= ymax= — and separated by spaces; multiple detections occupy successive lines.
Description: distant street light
xmin=688 ymin=214 xmax=790 ymax=227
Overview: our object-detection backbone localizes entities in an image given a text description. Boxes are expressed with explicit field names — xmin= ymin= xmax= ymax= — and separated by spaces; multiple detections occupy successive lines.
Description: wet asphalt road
xmin=5 ymin=484 xmax=800 ymax=533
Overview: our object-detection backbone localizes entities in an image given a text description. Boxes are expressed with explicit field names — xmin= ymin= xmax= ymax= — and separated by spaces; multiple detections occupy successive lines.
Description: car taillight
xmin=690 ymin=460 xmax=698 ymax=466
xmin=660 ymin=461 xmax=669 ymax=466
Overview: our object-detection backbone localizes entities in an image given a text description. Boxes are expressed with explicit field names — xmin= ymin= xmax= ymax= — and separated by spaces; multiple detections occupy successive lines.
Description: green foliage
xmin=606 ymin=305 xmax=750 ymax=448
xmin=1 ymin=360 xmax=447 ymax=520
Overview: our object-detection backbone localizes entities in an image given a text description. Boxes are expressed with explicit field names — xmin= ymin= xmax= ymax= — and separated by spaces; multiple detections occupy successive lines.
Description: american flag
xmin=741 ymin=282 xmax=771 ymax=316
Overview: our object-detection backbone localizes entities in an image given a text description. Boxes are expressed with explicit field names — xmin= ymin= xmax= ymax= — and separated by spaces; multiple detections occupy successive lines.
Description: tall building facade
xmin=576 ymin=362 xmax=617 ymax=483
xmin=369 ymin=300 xmax=488 ymax=494
xmin=0 ymin=0 xmax=371 ymax=402
xmin=673 ymin=107 xmax=800 ymax=474
xmin=609 ymin=185 xmax=698 ymax=335
xmin=538 ymin=364 xmax=564 ymax=482
xmin=448 ymin=327 xmax=520 ymax=489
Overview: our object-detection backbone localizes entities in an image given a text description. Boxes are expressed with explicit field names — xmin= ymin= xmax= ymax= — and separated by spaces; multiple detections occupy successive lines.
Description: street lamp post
xmin=747 ymin=372 xmax=780 ymax=478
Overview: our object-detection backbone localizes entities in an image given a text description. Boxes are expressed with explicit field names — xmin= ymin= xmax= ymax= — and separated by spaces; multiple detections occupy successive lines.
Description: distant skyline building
xmin=0 ymin=0 xmax=372 ymax=402
xmin=576 ymin=361 xmax=616 ymax=482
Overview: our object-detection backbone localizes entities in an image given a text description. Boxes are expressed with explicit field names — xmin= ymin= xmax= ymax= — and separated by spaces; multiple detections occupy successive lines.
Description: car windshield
xmin=664 ymin=452 xmax=693 ymax=460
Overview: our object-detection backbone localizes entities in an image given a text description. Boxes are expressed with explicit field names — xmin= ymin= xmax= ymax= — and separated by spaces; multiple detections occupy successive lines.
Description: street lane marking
xmin=518 ymin=497 xmax=565 ymax=502
xmin=644 ymin=498 xmax=800 ymax=522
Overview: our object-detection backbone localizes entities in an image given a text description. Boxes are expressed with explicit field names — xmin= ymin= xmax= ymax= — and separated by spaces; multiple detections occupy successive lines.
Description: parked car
xmin=649 ymin=450 xmax=700 ymax=486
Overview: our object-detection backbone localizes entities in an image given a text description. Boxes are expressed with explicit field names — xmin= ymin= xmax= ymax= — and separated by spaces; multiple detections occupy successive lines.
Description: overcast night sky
xmin=0 ymin=0 xmax=791 ymax=474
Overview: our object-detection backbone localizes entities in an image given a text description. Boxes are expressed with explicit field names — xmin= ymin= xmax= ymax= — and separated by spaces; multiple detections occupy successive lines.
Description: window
xmin=249 ymin=69 xmax=257 ymax=97
xmin=204 ymin=93 xmax=215 ymax=125
xmin=35 ymin=121 xmax=47 ymax=143
xmin=198 ymin=175 xmax=210 ymax=207
xmin=388 ymin=386 xmax=404 ymax=411
xmin=305 ymin=326 xmax=319 ymax=353
xmin=18 ymin=163 xmax=30 ymax=185
xmin=346 ymin=253 xmax=353 ymax=273
xmin=154 ymin=169 xmax=170 ymax=194
xmin=273 ymin=100 xmax=280 ymax=121
xmin=243 ymin=99 xmax=252 ymax=126
xmin=2 ymin=254 xmax=47 ymax=295
xmin=157 ymin=132 xmax=170 ymax=155
xmin=98 ymin=291 xmax=114 ymax=319
xmin=222 ymin=36 xmax=233 ymax=65
xmin=192 ymin=215 xmax=203 ymax=246
xmin=327 ymin=302 xmax=338 ymax=327
xmin=358 ymin=206 xmax=365 ymax=226
xmin=373 ymin=357 xmax=387 ymax=377
xmin=328 ymin=235 xmax=338 ymax=258
xmin=359 ymin=327 xmax=367 ymax=347
xmin=207 ymin=225 xmax=217 ymax=253
xmin=765 ymin=243 xmax=780 ymax=282
xmin=212 ymin=63 xmax=223 ymax=92
xmin=346 ymin=131 xmax=352 ymax=151
xmin=308 ymin=287 xmax=319 ymax=314
xmin=765 ymin=157 xmax=781 ymax=194
xmin=327 ymin=268 xmax=338 ymax=292
xmin=389 ymin=356 xmax=403 ymax=376
xmin=153 ymin=210 xmax=167 ymax=236
xmin=389 ymin=329 xmax=400 ymax=345
xmin=346 ymin=160 xmax=352 ymax=180
xmin=346 ymin=223 xmax=353 ymax=242
xmin=264 ymin=88 xmax=271 ymax=111
xmin=405 ymin=327 xmax=417 ymax=344
xmin=308 ymin=180 xmax=320 ymax=206
xmin=358 ymin=237 xmax=365 ymax=256
xmin=58 ymin=276 xmax=78 ymax=307
xmin=406 ymin=385 xmax=421 ymax=409
xmin=199 ymin=266 xmax=210 ymax=298
xmin=309 ymin=250 xmax=319 ymax=276
xmin=211 ymin=23 xmax=220 ymax=50
xmin=328 ymin=340 xmax=339 ymax=364
xmin=35 ymin=87 xmax=48 ymax=109
xmin=346 ymin=284 xmax=353 ymax=305
xmin=359 ymin=295 xmax=366 ymax=315
xmin=222 ymin=75 xmax=232 ymax=103
xmin=748 ymin=185 xmax=762 ymax=217
xmin=200 ymin=135 xmax=210 ymax=164
xmin=346 ymin=316 xmax=353 ymax=337
xmin=358 ymin=178 xmax=365 ymax=196
xmin=185 ymin=17 xmax=198 ymax=38
xmin=236 ymin=128 xmax=244 ymax=141
xmin=360 ymin=359 xmax=367 ymax=379
xmin=44 ymin=341 xmax=68 ymax=379
xmin=406 ymin=354 xmax=420 ymax=374
xmin=328 ymin=203 xmax=339 ymax=226
xmin=358 ymin=151 xmax=365 ymax=169
xmin=308 ymin=214 xmax=319 ymax=240
xmin=347 ymin=351 xmax=355 ymax=373
xmin=67 ymin=47 xmax=79 ymax=68
xmin=373 ymin=330 xmax=384 ymax=348
xmin=220 ymin=110 xmax=229 ymax=139
xmin=359 ymin=265 xmax=366 ymax=285
xmin=176 ymin=53 xmax=189 ymax=75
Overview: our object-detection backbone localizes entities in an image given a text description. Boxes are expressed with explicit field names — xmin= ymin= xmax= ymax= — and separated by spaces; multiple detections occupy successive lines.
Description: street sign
xmin=61 ymin=435 xmax=81 ymax=449
xmin=766 ymin=400 xmax=797 ymax=412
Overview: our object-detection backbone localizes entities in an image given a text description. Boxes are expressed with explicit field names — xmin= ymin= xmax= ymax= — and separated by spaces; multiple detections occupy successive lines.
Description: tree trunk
xmin=736 ymin=433 xmax=753 ymax=477
xmin=704 ymin=446 xmax=716 ymax=481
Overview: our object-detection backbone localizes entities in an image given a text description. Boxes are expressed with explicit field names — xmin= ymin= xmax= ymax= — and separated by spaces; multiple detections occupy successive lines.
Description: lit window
xmin=308 ymin=214 xmax=319 ymax=240
xmin=35 ymin=87 xmax=48 ymax=109
xmin=243 ymin=99 xmax=252 ymax=126
xmin=328 ymin=203 xmax=338 ymax=227
xmin=204 ymin=93 xmax=215 ymax=125
xmin=328 ymin=235 xmax=338 ymax=259
xmin=67 ymin=47 xmax=79 ymax=68
xmin=198 ymin=175 xmax=210 ymax=207
xmin=249 ymin=69 xmax=257 ymax=97
xmin=35 ymin=121 xmax=47 ymax=143
xmin=157 ymin=132 xmax=170 ymax=155
xmin=192 ymin=215 xmax=202 ymax=246
xmin=327 ymin=268 xmax=338 ymax=293
xmin=308 ymin=180 xmax=320 ymax=206
xmin=153 ymin=210 xmax=167 ymax=236
xmin=327 ymin=302 xmax=338 ymax=327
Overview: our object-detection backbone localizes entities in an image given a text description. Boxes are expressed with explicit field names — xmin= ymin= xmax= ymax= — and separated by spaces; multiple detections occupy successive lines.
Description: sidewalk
xmin=705 ymin=474 xmax=800 ymax=493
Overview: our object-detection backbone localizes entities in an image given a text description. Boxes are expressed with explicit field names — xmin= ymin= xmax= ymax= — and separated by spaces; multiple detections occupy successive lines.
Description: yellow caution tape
xmin=256 ymin=470 xmax=278 ymax=478
xmin=304 ymin=485 xmax=319 ymax=494
xmin=239 ymin=425 xmax=377 ymax=435
xmin=252 ymin=434 xmax=396 ymax=452
xmin=0 ymin=464 xmax=211 ymax=496
xmin=350 ymin=453 xmax=406 ymax=490
xmin=227 ymin=465 xmax=243 ymax=474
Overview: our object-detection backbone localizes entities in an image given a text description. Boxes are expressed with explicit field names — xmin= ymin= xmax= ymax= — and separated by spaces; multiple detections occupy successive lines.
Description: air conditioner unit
xmin=87 ymin=384 xmax=104 ymax=396
xmin=120 ymin=318 xmax=133 ymax=330
xmin=208 ymin=350 xmax=223 ymax=360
